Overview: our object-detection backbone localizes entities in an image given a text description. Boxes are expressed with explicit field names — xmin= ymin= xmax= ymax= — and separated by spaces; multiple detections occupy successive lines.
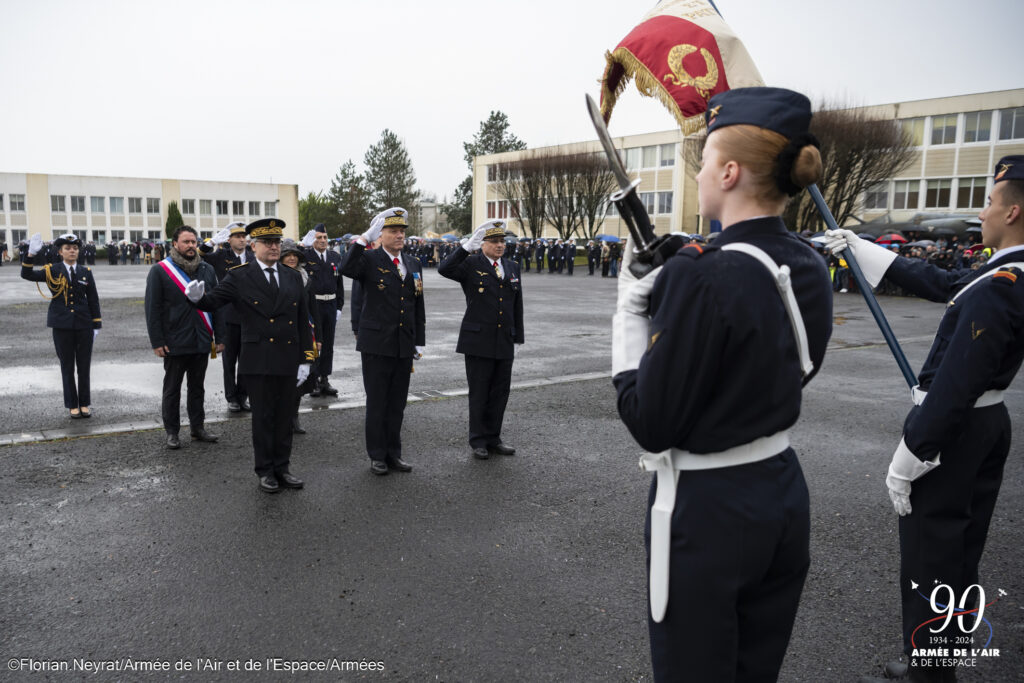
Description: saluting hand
xmin=361 ymin=214 xmax=386 ymax=245
xmin=210 ymin=227 xmax=232 ymax=246
xmin=301 ymin=229 xmax=317 ymax=247
xmin=462 ymin=224 xmax=489 ymax=252
xmin=28 ymin=233 xmax=43 ymax=256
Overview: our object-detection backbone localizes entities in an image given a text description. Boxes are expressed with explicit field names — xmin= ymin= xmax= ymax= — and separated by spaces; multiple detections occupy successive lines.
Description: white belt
xmin=638 ymin=430 xmax=791 ymax=623
xmin=315 ymin=293 xmax=336 ymax=301
xmin=911 ymin=385 xmax=1005 ymax=408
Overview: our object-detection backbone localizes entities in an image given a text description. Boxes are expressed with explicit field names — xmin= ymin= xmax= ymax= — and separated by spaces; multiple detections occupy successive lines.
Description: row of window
xmin=1 ymin=193 xmax=25 ymax=211
xmin=180 ymin=199 xmax=277 ymax=217
xmin=485 ymin=191 xmax=675 ymax=220
xmin=0 ymin=228 xmax=221 ymax=245
xmin=900 ymin=107 xmax=1023 ymax=147
xmin=864 ymin=176 xmax=989 ymax=211
xmin=0 ymin=193 xmax=278 ymax=218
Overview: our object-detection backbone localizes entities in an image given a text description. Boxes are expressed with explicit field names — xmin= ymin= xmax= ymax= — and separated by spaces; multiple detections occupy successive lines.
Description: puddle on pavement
xmin=0 ymin=361 xmax=168 ymax=397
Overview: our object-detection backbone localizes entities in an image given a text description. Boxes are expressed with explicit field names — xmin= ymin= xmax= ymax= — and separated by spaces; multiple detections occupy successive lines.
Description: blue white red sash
xmin=158 ymin=258 xmax=214 ymax=336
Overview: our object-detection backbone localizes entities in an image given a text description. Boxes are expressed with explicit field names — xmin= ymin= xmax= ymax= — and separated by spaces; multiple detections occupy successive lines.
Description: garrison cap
xmin=313 ymin=223 xmax=326 ymax=233
xmin=54 ymin=233 xmax=81 ymax=249
xmin=705 ymin=86 xmax=812 ymax=140
xmin=246 ymin=217 xmax=285 ymax=240
xmin=993 ymin=155 xmax=1024 ymax=184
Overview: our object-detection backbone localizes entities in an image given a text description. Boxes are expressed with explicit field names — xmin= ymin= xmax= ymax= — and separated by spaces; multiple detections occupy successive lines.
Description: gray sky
xmin=3 ymin=0 xmax=1022 ymax=204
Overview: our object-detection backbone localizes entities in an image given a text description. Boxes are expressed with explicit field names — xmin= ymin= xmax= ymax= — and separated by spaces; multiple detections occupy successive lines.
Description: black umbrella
xmin=966 ymin=226 xmax=982 ymax=233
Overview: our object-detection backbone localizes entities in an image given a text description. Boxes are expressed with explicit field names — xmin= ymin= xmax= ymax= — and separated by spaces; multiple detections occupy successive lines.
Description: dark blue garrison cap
xmin=994 ymin=155 xmax=1024 ymax=183
xmin=705 ymin=87 xmax=812 ymax=140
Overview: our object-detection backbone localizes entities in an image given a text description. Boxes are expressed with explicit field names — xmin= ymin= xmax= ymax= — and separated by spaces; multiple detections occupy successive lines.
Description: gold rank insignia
xmin=476 ymin=270 xmax=490 ymax=277
xmin=995 ymin=163 xmax=1012 ymax=181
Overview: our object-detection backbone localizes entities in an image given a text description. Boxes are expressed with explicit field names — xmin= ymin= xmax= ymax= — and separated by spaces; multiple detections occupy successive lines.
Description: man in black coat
xmin=549 ymin=240 xmax=562 ymax=273
xmin=199 ymin=222 xmax=253 ymax=412
xmin=299 ymin=223 xmax=345 ymax=397
xmin=145 ymin=226 xmax=223 ymax=449
xmin=535 ymin=239 xmax=546 ymax=272
xmin=439 ymin=221 xmax=524 ymax=459
xmin=565 ymin=239 xmax=577 ymax=275
xmin=187 ymin=218 xmax=316 ymax=494
xmin=341 ymin=207 xmax=425 ymax=475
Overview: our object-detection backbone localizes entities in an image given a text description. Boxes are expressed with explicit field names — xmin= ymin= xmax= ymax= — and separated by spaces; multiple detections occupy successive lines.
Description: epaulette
xmin=678 ymin=243 xmax=717 ymax=259
xmin=992 ymin=267 xmax=1020 ymax=285
xmin=228 ymin=262 xmax=249 ymax=270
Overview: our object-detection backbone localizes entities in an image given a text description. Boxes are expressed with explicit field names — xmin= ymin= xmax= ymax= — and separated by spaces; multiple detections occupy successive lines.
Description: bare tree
xmin=494 ymin=153 xmax=551 ymax=239
xmin=546 ymin=154 xmax=581 ymax=240
xmin=574 ymin=152 xmax=619 ymax=240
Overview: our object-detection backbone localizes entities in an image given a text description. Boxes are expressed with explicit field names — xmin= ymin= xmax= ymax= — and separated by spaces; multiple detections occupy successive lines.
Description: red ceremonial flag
xmin=600 ymin=0 xmax=764 ymax=134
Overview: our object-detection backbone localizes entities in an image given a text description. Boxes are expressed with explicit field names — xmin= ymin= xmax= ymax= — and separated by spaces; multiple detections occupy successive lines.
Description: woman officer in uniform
xmin=613 ymin=88 xmax=833 ymax=681
xmin=21 ymin=232 xmax=102 ymax=419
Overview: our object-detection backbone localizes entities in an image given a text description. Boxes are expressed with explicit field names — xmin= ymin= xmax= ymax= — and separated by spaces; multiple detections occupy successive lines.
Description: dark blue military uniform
xmin=439 ymin=245 xmax=524 ymax=450
xmin=565 ymin=241 xmax=577 ymax=275
xmin=535 ymin=241 xmax=546 ymax=272
xmin=341 ymin=241 xmax=426 ymax=465
xmin=200 ymin=244 xmax=254 ymax=408
xmin=21 ymin=250 xmax=102 ymax=410
xmin=302 ymin=246 xmax=345 ymax=388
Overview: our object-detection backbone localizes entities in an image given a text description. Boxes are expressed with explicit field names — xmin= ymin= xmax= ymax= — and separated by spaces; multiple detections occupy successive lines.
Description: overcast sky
xmin=3 ymin=0 xmax=1022 ymax=204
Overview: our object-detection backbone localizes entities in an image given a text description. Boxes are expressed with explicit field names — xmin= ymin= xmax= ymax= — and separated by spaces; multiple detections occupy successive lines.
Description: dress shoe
xmin=276 ymin=472 xmax=304 ymax=489
xmin=370 ymin=460 xmax=389 ymax=475
xmin=227 ymin=401 xmax=242 ymax=413
xmin=69 ymin=409 xmax=82 ymax=419
xmin=292 ymin=416 xmax=306 ymax=434
xmin=488 ymin=442 xmax=516 ymax=456
xmin=386 ymin=457 xmax=413 ymax=472
xmin=258 ymin=475 xmax=281 ymax=493
xmin=472 ymin=447 xmax=490 ymax=460
xmin=80 ymin=406 xmax=92 ymax=418
xmin=239 ymin=398 xmax=251 ymax=412
xmin=190 ymin=428 xmax=219 ymax=443
xmin=309 ymin=385 xmax=322 ymax=397
xmin=320 ymin=379 xmax=339 ymax=397
xmin=166 ymin=433 xmax=181 ymax=450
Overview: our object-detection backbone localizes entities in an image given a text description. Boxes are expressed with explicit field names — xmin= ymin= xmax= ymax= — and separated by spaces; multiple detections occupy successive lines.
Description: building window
xmin=625 ymin=148 xmax=642 ymax=170
xmin=72 ymin=229 xmax=87 ymax=241
xmin=248 ymin=201 xmax=260 ymax=216
xmin=498 ymin=200 xmax=509 ymax=219
xmin=111 ymin=230 xmax=125 ymax=242
xmin=51 ymin=195 xmax=66 ymax=212
xmin=148 ymin=230 xmax=162 ymax=241
xmin=0 ymin=194 xmax=4 ymax=211
xmin=216 ymin=200 xmax=228 ymax=216
xmin=181 ymin=199 xmax=195 ymax=214
xmin=657 ymin=192 xmax=673 ymax=214
xmin=925 ymin=179 xmax=952 ymax=208
xmin=487 ymin=165 xmax=497 ymax=182
xmin=963 ymin=111 xmax=992 ymax=143
xmin=264 ymin=201 xmax=276 ymax=216
xmin=109 ymin=197 xmax=124 ymax=214
xmin=998 ymin=107 xmax=1024 ymax=140
xmin=128 ymin=197 xmax=142 ymax=213
xmin=900 ymin=117 xmax=925 ymax=146
xmin=957 ymin=177 xmax=987 ymax=209
xmin=486 ymin=201 xmax=496 ymax=219
xmin=92 ymin=230 xmax=106 ymax=244
xmin=930 ymin=114 xmax=957 ymax=145
xmin=893 ymin=180 xmax=919 ymax=210
xmin=864 ymin=182 xmax=889 ymax=210
xmin=232 ymin=200 xmax=244 ymax=215
xmin=147 ymin=198 xmax=160 ymax=214
xmin=642 ymin=145 xmax=658 ymax=168
xmin=12 ymin=229 xmax=27 ymax=243
xmin=90 ymin=196 xmax=105 ymax=213
xmin=200 ymin=200 xmax=212 ymax=216
xmin=639 ymin=191 xmax=655 ymax=214
xmin=659 ymin=143 xmax=675 ymax=167
xmin=71 ymin=196 xmax=86 ymax=212
xmin=130 ymin=230 xmax=144 ymax=242
xmin=606 ymin=200 xmax=617 ymax=216
xmin=10 ymin=194 xmax=25 ymax=211
xmin=200 ymin=230 xmax=213 ymax=241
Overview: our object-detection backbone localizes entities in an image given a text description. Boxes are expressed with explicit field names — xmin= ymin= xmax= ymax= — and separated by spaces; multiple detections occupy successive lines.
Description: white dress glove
xmin=885 ymin=437 xmax=940 ymax=516
xmin=612 ymin=238 xmax=661 ymax=376
xmin=462 ymin=224 xmax=489 ymax=252
xmin=184 ymin=279 xmax=205 ymax=303
xmin=93 ymin=330 xmax=100 ymax=340
xmin=823 ymin=229 xmax=898 ymax=289
xmin=335 ymin=309 xmax=342 ymax=323
xmin=28 ymin=233 xmax=43 ymax=256
xmin=301 ymin=229 xmax=317 ymax=247
xmin=360 ymin=214 xmax=386 ymax=245
xmin=514 ymin=343 xmax=522 ymax=358
xmin=414 ymin=346 xmax=425 ymax=360
xmin=210 ymin=227 xmax=231 ymax=246
xmin=296 ymin=363 xmax=311 ymax=387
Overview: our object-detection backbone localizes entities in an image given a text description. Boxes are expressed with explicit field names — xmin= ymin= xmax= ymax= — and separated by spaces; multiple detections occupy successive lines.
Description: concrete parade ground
xmin=0 ymin=262 xmax=1021 ymax=682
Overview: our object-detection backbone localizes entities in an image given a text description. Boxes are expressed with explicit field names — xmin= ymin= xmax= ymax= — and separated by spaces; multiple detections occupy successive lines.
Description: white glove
xmin=210 ymin=227 xmax=231 ymax=246
xmin=514 ymin=343 xmax=522 ymax=358
xmin=361 ymin=214 xmax=386 ymax=245
xmin=301 ymin=229 xmax=317 ymax=247
xmin=462 ymin=224 xmax=489 ymax=252
xmin=296 ymin=363 xmax=311 ymax=387
xmin=885 ymin=438 xmax=940 ymax=516
xmin=414 ymin=345 xmax=425 ymax=360
xmin=184 ymin=279 xmax=205 ymax=303
xmin=823 ymin=229 xmax=898 ymax=289
xmin=28 ymin=233 xmax=43 ymax=256
xmin=93 ymin=330 xmax=100 ymax=340
xmin=612 ymin=237 xmax=661 ymax=376
xmin=335 ymin=309 xmax=342 ymax=322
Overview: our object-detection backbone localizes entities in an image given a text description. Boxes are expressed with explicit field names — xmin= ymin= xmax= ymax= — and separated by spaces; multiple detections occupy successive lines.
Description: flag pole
xmin=807 ymin=184 xmax=918 ymax=389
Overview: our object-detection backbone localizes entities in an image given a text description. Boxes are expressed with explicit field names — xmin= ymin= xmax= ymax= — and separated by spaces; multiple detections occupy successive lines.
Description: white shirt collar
xmin=988 ymin=243 xmax=1024 ymax=265
xmin=255 ymin=258 xmax=277 ymax=272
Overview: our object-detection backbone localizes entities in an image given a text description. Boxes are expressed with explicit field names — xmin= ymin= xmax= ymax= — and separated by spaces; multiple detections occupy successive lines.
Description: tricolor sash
xmin=158 ymin=258 xmax=215 ymax=338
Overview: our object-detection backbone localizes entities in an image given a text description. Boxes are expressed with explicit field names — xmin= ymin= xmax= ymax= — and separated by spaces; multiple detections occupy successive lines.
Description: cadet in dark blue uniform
xmin=21 ymin=233 xmax=102 ymax=418
xmin=439 ymin=220 xmax=524 ymax=459
xmin=613 ymin=88 xmax=832 ymax=682
xmin=534 ymin=239 xmax=546 ymax=272
xmin=200 ymin=222 xmax=253 ymax=412
xmin=299 ymin=223 xmax=345 ymax=397
xmin=186 ymin=218 xmax=316 ymax=494
xmin=827 ymin=157 xmax=1024 ymax=683
xmin=341 ymin=207 xmax=425 ymax=475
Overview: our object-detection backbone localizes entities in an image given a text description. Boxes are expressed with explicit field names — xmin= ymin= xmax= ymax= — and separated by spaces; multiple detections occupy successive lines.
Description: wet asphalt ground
xmin=0 ymin=262 xmax=1021 ymax=681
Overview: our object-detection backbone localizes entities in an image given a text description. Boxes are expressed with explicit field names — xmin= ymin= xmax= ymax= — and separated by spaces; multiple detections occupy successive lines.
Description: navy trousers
xmin=361 ymin=352 xmax=413 ymax=462
xmin=53 ymin=327 xmax=93 ymax=408
xmin=221 ymin=323 xmax=246 ymax=404
xmin=245 ymin=373 xmax=297 ymax=477
xmin=315 ymin=300 xmax=339 ymax=377
xmin=464 ymin=355 xmax=514 ymax=449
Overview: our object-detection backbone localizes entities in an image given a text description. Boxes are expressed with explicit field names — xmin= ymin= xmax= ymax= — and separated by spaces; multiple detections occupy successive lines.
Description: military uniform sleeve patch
xmin=228 ymin=262 xmax=249 ymax=270
xmin=992 ymin=267 xmax=1019 ymax=284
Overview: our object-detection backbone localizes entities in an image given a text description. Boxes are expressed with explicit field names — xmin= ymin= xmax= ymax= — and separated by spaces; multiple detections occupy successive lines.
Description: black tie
xmin=266 ymin=267 xmax=278 ymax=294
xmin=69 ymin=266 xmax=75 ymax=280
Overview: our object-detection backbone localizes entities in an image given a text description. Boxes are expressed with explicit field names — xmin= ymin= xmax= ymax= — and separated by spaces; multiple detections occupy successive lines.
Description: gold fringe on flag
xmin=601 ymin=47 xmax=709 ymax=136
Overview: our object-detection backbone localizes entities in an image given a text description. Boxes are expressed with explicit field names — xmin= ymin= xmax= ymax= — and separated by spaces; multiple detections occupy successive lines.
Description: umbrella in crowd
xmin=966 ymin=226 xmax=982 ymax=233
xmin=905 ymin=240 xmax=937 ymax=248
xmin=857 ymin=233 xmax=876 ymax=240
xmin=442 ymin=235 xmax=459 ymax=242
xmin=876 ymin=233 xmax=908 ymax=244
xmin=518 ymin=236 xmax=532 ymax=242
xmin=594 ymin=234 xmax=621 ymax=242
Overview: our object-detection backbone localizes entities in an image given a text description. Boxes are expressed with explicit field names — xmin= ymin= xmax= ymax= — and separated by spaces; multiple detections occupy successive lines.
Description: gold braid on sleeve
xmin=35 ymin=264 xmax=69 ymax=303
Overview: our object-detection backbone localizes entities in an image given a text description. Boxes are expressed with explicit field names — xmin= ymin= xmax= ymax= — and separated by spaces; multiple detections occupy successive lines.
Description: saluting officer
xmin=439 ymin=220 xmax=524 ymax=459
xmin=827 ymin=157 xmax=1024 ymax=683
xmin=21 ymin=232 xmax=102 ymax=419
xmin=340 ymin=207 xmax=425 ymax=476
xmin=299 ymin=223 xmax=345 ymax=397
xmin=200 ymin=221 xmax=253 ymax=412
xmin=186 ymin=218 xmax=315 ymax=494
xmin=614 ymin=88 xmax=832 ymax=681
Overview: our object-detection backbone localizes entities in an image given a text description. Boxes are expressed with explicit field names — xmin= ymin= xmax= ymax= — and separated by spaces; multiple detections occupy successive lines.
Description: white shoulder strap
xmin=720 ymin=243 xmax=814 ymax=377
xmin=949 ymin=262 xmax=1024 ymax=306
